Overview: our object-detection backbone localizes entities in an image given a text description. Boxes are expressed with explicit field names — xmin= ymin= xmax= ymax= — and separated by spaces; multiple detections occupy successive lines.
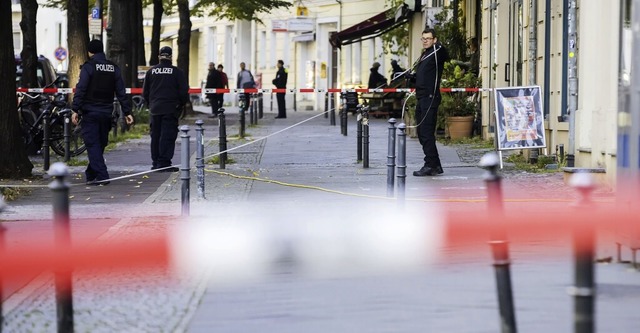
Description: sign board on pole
xmin=494 ymin=86 xmax=546 ymax=150
xmin=89 ymin=19 xmax=102 ymax=35
xmin=54 ymin=47 xmax=68 ymax=61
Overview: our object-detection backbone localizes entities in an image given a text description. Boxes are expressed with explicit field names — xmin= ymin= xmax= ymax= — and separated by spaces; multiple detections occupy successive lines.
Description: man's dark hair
xmin=422 ymin=28 xmax=437 ymax=38
xmin=277 ymin=59 xmax=284 ymax=66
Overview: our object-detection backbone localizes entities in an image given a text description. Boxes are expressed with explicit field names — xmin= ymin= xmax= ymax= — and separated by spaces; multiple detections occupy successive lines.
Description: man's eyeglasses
xmin=421 ymin=37 xmax=434 ymax=41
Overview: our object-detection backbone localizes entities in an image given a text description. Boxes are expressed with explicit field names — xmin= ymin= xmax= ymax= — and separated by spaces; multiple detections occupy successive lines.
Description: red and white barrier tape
xmin=16 ymin=87 xmax=490 ymax=95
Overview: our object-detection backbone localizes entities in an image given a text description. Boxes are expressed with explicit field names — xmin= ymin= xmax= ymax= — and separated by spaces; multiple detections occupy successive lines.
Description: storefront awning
xmin=329 ymin=6 xmax=413 ymax=48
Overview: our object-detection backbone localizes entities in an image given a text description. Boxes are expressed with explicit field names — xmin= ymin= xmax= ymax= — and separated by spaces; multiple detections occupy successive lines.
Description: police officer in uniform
xmin=142 ymin=46 xmax=189 ymax=172
xmin=72 ymin=39 xmax=133 ymax=185
xmin=272 ymin=59 xmax=288 ymax=119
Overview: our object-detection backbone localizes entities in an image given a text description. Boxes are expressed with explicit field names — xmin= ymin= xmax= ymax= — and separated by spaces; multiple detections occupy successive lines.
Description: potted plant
xmin=439 ymin=62 xmax=480 ymax=139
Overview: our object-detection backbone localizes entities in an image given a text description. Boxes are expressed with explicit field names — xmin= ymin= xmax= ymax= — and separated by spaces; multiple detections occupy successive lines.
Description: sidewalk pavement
xmin=1 ymin=104 xmax=637 ymax=332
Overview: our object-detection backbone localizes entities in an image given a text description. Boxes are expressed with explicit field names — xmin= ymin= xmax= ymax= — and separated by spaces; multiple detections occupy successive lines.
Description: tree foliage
xmin=192 ymin=0 xmax=291 ymax=23
xmin=382 ymin=0 xmax=410 ymax=58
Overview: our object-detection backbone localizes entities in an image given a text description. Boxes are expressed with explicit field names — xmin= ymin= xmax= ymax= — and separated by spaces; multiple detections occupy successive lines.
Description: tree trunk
xmin=19 ymin=0 xmax=38 ymax=89
xmin=109 ymin=0 xmax=131 ymax=86
xmin=177 ymin=0 xmax=191 ymax=83
xmin=148 ymin=0 xmax=163 ymax=66
xmin=136 ymin=0 xmax=146 ymax=67
xmin=0 ymin=0 xmax=33 ymax=178
xmin=67 ymin=0 xmax=89 ymax=90
xmin=177 ymin=0 xmax=193 ymax=115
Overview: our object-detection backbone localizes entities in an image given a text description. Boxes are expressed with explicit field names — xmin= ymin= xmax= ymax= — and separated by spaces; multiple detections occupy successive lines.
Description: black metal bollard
xmin=479 ymin=152 xmax=517 ymax=333
xmin=249 ymin=94 xmax=255 ymax=125
xmin=219 ymin=108 xmax=228 ymax=169
xmin=62 ymin=109 xmax=71 ymax=162
xmin=362 ymin=107 xmax=370 ymax=168
xmin=568 ymin=173 xmax=596 ymax=333
xmin=180 ymin=126 xmax=191 ymax=216
xmin=396 ymin=123 xmax=406 ymax=208
xmin=43 ymin=110 xmax=51 ymax=171
xmin=293 ymin=91 xmax=297 ymax=112
xmin=49 ymin=162 xmax=74 ymax=333
xmin=258 ymin=93 xmax=264 ymax=119
xmin=270 ymin=92 xmax=273 ymax=112
xmin=239 ymin=98 xmax=246 ymax=138
xmin=324 ymin=92 xmax=329 ymax=118
xmin=356 ymin=105 xmax=363 ymax=161
xmin=386 ymin=118 xmax=397 ymax=197
xmin=195 ymin=119 xmax=205 ymax=200
xmin=330 ymin=93 xmax=336 ymax=126
xmin=340 ymin=93 xmax=348 ymax=136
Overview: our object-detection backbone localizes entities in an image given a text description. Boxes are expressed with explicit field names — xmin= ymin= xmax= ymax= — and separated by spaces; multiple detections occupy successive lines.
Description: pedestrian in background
xmin=411 ymin=28 xmax=449 ymax=177
xmin=205 ymin=62 xmax=223 ymax=118
xmin=390 ymin=59 xmax=406 ymax=83
xmin=368 ymin=62 xmax=387 ymax=89
xmin=142 ymin=46 xmax=189 ymax=173
xmin=217 ymin=64 xmax=229 ymax=109
xmin=71 ymin=39 xmax=133 ymax=186
xmin=237 ymin=62 xmax=255 ymax=111
xmin=272 ymin=59 xmax=288 ymax=119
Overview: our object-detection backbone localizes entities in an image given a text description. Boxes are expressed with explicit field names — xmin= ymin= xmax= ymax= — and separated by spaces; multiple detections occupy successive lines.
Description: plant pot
xmin=446 ymin=115 xmax=474 ymax=139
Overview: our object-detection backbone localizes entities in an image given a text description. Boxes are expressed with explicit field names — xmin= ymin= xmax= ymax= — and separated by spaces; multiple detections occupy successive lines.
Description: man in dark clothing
xmin=142 ymin=46 xmax=189 ymax=172
xmin=71 ymin=39 xmax=133 ymax=186
xmin=217 ymin=64 xmax=229 ymax=109
xmin=390 ymin=60 xmax=406 ymax=83
xmin=368 ymin=62 xmax=387 ymax=89
xmin=272 ymin=59 xmax=288 ymax=119
xmin=412 ymin=28 xmax=449 ymax=177
xmin=205 ymin=62 xmax=223 ymax=118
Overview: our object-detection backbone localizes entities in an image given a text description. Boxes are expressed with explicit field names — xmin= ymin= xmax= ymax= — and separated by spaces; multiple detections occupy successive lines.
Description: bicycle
xmin=17 ymin=92 xmax=86 ymax=157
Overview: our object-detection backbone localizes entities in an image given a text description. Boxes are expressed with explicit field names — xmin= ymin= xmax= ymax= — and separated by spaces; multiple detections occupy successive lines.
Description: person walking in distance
xmin=142 ymin=46 xmax=189 ymax=172
xmin=217 ymin=64 xmax=229 ymax=109
xmin=236 ymin=62 xmax=255 ymax=111
xmin=411 ymin=28 xmax=449 ymax=177
xmin=205 ymin=62 xmax=222 ymax=118
xmin=71 ymin=39 xmax=133 ymax=186
xmin=272 ymin=59 xmax=288 ymax=119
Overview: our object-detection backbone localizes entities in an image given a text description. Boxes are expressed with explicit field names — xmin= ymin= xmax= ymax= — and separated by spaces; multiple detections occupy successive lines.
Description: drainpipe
xmin=528 ymin=0 xmax=539 ymax=163
xmin=489 ymin=0 xmax=499 ymax=134
xmin=566 ymin=0 xmax=578 ymax=167
xmin=529 ymin=0 xmax=537 ymax=85
xmin=543 ymin=0 xmax=551 ymax=121
xmin=561 ymin=0 xmax=568 ymax=123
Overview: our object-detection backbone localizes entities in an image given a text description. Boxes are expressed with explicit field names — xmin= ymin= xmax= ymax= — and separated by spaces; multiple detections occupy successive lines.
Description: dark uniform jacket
xmin=205 ymin=69 xmax=223 ymax=99
xmin=272 ymin=67 xmax=288 ymax=89
xmin=368 ymin=69 xmax=387 ymax=89
xmin=72 ymin=52 xmax=131 ymax=115
xmin=142 ymin=60 xmax=189 ymax=116
xmin=415 ymin=44 xmax=449 ymax=101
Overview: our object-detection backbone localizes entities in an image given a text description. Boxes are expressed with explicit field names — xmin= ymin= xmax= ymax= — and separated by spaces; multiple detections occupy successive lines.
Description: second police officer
xmin=72 ymin=39 xmax=133 ymax=186
xmin=142 ymin=46 xmax=189 ymax=172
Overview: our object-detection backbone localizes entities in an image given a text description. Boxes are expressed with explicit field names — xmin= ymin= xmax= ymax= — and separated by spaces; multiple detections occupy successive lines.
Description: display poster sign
xmin=494 ymin=86 xmax=546 ymax=150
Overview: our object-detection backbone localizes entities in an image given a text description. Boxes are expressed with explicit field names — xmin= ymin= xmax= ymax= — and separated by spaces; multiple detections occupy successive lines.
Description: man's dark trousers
xmin=150 ymin=113 xmax=179 ymax=168
xmin=276 ymin=93 xmax=286 ymax=118
xmin=415 ymin=96 xmax=441 ymax=168
xmin=81 ymin=112 xmax=112 ymax=181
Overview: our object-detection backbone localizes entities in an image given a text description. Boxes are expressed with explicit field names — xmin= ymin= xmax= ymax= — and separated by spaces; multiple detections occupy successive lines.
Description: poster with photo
xmin=494 ymin=86 xmax=546 ymax=150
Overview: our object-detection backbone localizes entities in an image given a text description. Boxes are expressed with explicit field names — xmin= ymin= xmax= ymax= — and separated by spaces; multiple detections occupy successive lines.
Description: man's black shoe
xmin=275 ymin=116 xmax=286 ymax=119
xmin=413 ymin=166 xmax=443 ymax=177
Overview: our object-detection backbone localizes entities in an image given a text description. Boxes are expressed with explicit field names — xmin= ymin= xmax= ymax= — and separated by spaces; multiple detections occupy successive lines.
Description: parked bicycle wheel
xmin=18 ymin=108 xmax=43 ymax=155
xmin=50 ymin=116 xmax=86 ymax=157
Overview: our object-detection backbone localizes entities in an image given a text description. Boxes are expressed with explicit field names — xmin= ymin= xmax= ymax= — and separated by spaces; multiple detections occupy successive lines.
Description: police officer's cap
xmin=159 ymin=46 xmax=173 ymax=58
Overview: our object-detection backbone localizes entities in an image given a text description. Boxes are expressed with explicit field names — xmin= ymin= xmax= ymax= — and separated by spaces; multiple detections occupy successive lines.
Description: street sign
xmin=89 ymin=19 xmax=102 ymax=35
xmin=91 ymin=7 xmax=100 ymax=19
xmin=54 ymin=47 xmax=67 ymax=61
